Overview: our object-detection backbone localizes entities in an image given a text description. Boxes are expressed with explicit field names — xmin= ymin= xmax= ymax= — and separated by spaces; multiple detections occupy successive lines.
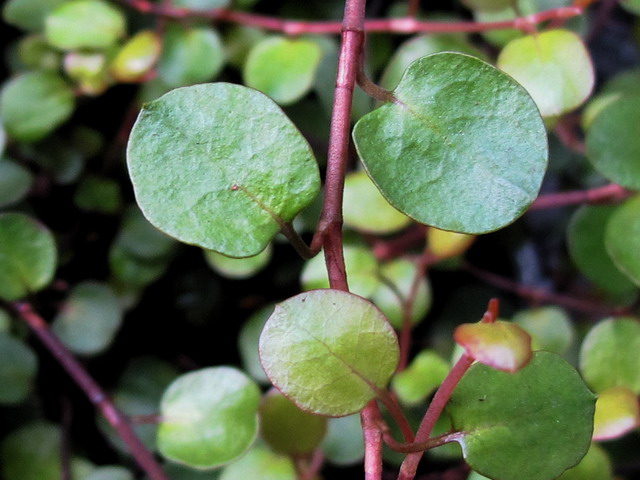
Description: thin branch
xmin=119 ymin=0 xmax=583 ymax=35
xmin=376 ymin=392 xmax=415 ymax=443
xmin=357 ymin=61 xmax=397 ymax=103
xmin=373 ymin=225 xmax=427 ymax=261
xmin=383 ymin=431 xmax=463 ymax=453
xmin=530 ymin=183 xmax=633 ymax=211
xmin=12 ymin=303 xmax=170 ymax=480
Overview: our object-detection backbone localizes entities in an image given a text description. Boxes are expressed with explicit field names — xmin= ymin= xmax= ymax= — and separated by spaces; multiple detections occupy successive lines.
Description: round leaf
xmin=447 ymin=352 xmax=596 ymax=480
xmin=321 ymin=415 xmax=365 ymax=465
xmin=454 ymin=320 xmax=532 ymax=372
xmin=391 ymin=349 xmax=449 ymax=405
xmin=259 ymin=289 xmax=400 ymax=416
xmin=605 ymin=196 xmax=640 ymax=286
xmin=497 ymin=30 xmax=594 ymax=117
xmin=204 ymin=244 xmax=272 ymax=279
xmin=157 ymin=366 xmax=260 ymax=469
xmin=85 ymin=466 xmax=134 ymax=480
xmin=580 ymin=317 xmax=640 ymax=394
xmin=353 ymin=53 xmax=547 ymax=234
xmin=512 ymin=306 xmax=575 ymax=355
xmin=127 ymin=83 xmax=321 ymax=257
xmin=593 ymin=386 xmax=639 ymax=441
xmin=0 ymin=213 xmax=57 ymax=301
xmin=0 ymin=333 xmax=38 ymax=404
xmin=52 ymin=282 xmax=123 ymax=356
xmin=157 ymin=25 xmax=225 ymax=88
xmin=45 ymin=0 xmax=126 ymax=50
xmin=0 ymin=71 xmax=75 ymax=142
xmin=586 ymin=95 xmax=640 ymax=189
xmin=342 ymin=171 xmax=411 ymax=234
xmin=260 ymin=389 xmax=327 ymax=455
xmin=557 ymin=443 xmax=614 ymax=480
xmin=428 ymin=228 xmax=475 ymax=260
xmin=238 ymin=304 xmax=273 ymax=384
xmin=3 ymin=0 xmax=67 ymax=31
xmin=0 ymin=158 xmax=33 ymax=208
xmin=244 ymin=37 xmax=322 ymax=106
xmin=110 ymin=30 xmax=161 ymax=83
xmin=219 ymin=446 xmax=295 ymax=480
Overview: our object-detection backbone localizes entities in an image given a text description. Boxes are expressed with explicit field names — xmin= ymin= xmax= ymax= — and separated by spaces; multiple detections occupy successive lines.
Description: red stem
xmin=397 ymin=354 xmax=475 ymax=480
xmin=12 ymin=303 xmax=169 ymax=480
xmin=530 ymin=183 xmax=633 ymax=211
xmin=361 ymin=400 xmax=386 ymax=480
xmin=120 ymin=0 xmax=582 ymax=35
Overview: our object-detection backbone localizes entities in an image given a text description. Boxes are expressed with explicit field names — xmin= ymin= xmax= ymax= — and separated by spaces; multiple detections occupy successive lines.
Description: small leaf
xmin=512 ymin=306 xmax=575 ymax=355
xmin=428 ymin=228 xmax=475 ymax=260
xmin=127 ymin=83 xmax=321 ymax=257
xmin=52 ymin=282 xmax=123 ymax=356
xmin=260 ymin=389 xmax=327 ymax=455
xmin=238 ymin=305 xmax=273 ymax=384
xmin=2 ymin=0 xmax=66 ymax=31
xmin=45 ymin=0 xmax=126 ymax=50
xmin=259 ymin=289 xmax=399 ymax=416
xmin=0 ymin=71 xmax=75 ymax=142
xmin=353 ymin=53 xmax=547 ymax=234
xmin=74 ymin=175 xmax=122 ymax=213
xmin=63 ymin=51 xmax=110 ymax=95
xmin=392 ymin=349 xmax=449 ymax=405
xmin=244 ymin=37 xmax=322 ymax=106
xmin=0 ymin=333 xmax=38 ymax=404
xmin=342 ymin=171 xmax=411 ymax=234
xmin=321 ymin=415 xmax=365 ymax=466
xmin=157 ymin=366 xmax=260 ymax=469
xmin=557 ymin=443 xmax=614 ymax=480
xmin=580 ymin=317 xmax=640 ymax=394
xmin=0 ymin=158 xmax=33 ymax=208
xmin=204 ymin=244 xmax=272 ymax=279
xmin=85 ymin=466 xmax=134 ymax=480
xmin=0 ymin=213 xmax=57 ymax=301
xmin=157 ymin=25 xmax=225 ymax=88
xmin=455 ymin=320 xmax=532 ymax=372
xmin=497 ymin=30 xmax=594 ymax=117
xmin=605 ymin=196 xmax=640 ymax=286
xmin=219 ymin=446 xmax=295 ymax=480
xmin=110 ymin=30 xmax=161 ymax=83
xmin=447 ymin=352 xmax=596 ymax=480
xmin=593 ymin=386 xmax=639 ymax=441
xmin=586 ymin=95 xmax=640 ymax=189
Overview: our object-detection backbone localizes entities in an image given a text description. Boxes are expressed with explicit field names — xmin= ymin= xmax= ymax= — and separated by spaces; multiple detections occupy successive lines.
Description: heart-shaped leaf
xmin=127 ymin=83 xmax=321 ymax=257
xmin=593 ymin=386 xmax=639 ymax=441
xmin=157 ymin=366 xmax=260 ymax=469
xmin=454 ymin=320 xmax=532 ymax=372
xmin=259 ymin=289 xmax=399 ymax=416
xmin=353 ymin=53 xmax=547 ymax=234
xmin=0 ymin=213 xmax=57 ymax=301
xmin=447 ymin=352 xmax=596 ymax=480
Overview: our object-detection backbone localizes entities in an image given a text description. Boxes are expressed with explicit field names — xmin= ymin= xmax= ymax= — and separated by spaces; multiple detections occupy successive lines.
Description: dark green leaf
xmin=74 ymin=175 xmax=122 ymax=213
xmin=0 ymin=158 xmax=33 ymax=208
xmin=0 ymin=333 xmax=37 ymax=404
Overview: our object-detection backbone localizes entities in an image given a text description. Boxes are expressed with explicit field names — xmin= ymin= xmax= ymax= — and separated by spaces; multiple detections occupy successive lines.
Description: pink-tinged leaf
xmin=454 ymin=320 xmax=532 ymax=373
xmin=593 ymin=386 xmax=639 ymax=441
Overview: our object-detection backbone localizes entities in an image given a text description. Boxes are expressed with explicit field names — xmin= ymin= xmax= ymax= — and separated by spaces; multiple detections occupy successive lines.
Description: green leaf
xmin=244 ymin=37 xmax=322 ymax=106
xmin=1 ymin=423 xmax=95 ymax=480
xmin=260 ymin=389 xmax=327 ymax=455
xmin=497 ymin=30 xmax=594 ymax=117
xmin=512 ymin=306 xmax=575 ymax=355
xmin=127 ymin=83 xmax=321 ymax=257
xmin=428 ymin=228 xmax=475 ymax=260
xmin=164 ymin=463 xmax=220 ymax=480
xmin=557 ymin=443 xmax=614 ymax=480
xmin=580 ymin=317 xmax=640 ymax=394
xmin=593 ymin=386 xmax=639 ymax=441
xmin=582 ymin=69 xmax=640 ymax=129
xmin=321 ymin=415 xmax=365 ymax=465
xmin=74 ymin=175 xmax=122 ymax=213
xmin=342 ymin=171 xmax=411 ymax=234
xmin=3 ymin=0 xmax=67 ymax=31
xmin=157 ymin=25 xmax=225 ymax=88
xmin=462 ymin=0 xmax=512 ymax=11
xmin=619 ymin=0 xmax=640 ymax=14
xmin=0 ymin=308 xmax=10 ymax=332
xmin=586 ymin=95 xmax=640 ymax=189
xmin=260 ymin=289 xmax=399 ymax=416
xmin=52 ymin=282 xmax=123 ymax=356
xmin=0 ymin=213 xmax=57 ymax=301
xmin=157 ymin=366 xmax=260 ymax=469
xmin=0 ymin=71 xmax=75 ymax=142
xmin=454 ymin=320 xmax=532 ymax=372
xmin=204 ymin=244 xmax=272 ymax=279
xmin=63 ymin=51 xmax=110 ymax=96
xmin=18 ymin=34 xmax=62 ymax=71
xmin=0 ymin=158 xmax=33 ymax=208
xmin=219 ymin=446 xmax=296 ymax=480
xmin=110 ymin=30 xmax=162 ymax=83
xmin=0 ymin=333 xmax=37 ymax=404
xmin=301 ymin=244 xmax=380 ymax=298
xmin=568 ymin=205 xmax=637 ymax=296
xmin=238 ymin=305 xmax=273 ymax=384
xmin=45 ymin=0 xmax=126 ymax=50
xmin=391 ymin=349 xmax=449 ymax=405
xmin=447 ymin=352 xmax=596 ymax=480
xmin=353 ymin=53 xmax=547 ymax=234
xmin=605 ymin=196 xmax=640 ymax=286
xmin=371 ymin=258 xmax=432 ymax=329
xmin=85 ymin=466 xmax=134 ymax=480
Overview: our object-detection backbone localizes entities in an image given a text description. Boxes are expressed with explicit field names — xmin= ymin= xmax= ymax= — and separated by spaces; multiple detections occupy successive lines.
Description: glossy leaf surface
xmin=127 ymin=83 xmax=320 ymax=257
xmin=219 ymin=446 xmax=295 ymax=480
xmin=157 ymin=367 xmax=260 ymax=468
xmin=0 ymin=333 xmax=37 ymax=404
xmin=580 ymin=317 xmax=640 ymax=394
xmin=497 ymin=30 xmax=594 ymax=117
xmin=353 ymin=53 xmax=547 ymax=234
xmin=244 ymin=37 xmax=322 ymax=105
xmin=593 ymin=386 xmax=639 ymax=441
xmin=0 ymin=213 xmax=57 ymax=301
xmin=448 ymin=352 xmax=596 ymax=480
xmin=260 ymin=289 xmax=399 ymax=416
xmin=605 ymin=196 xmax=640 ymax=286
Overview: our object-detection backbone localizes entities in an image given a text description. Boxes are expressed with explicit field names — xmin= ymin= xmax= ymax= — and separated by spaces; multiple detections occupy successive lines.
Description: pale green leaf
xmin=204 ymin=244 xmax=271 ymax=279
xmin=0 ymin=158 xmax=33 ymax=208
xmin=3 ymin=0 xmax=66 ymax=31
xmin=557 ymin=443 xmax=614 ymax=480
xmin=512 ymin=306 xmax=575 ymax=354
xmin=321 ymin=415 xmax=365 ymax=465
xmin=219 ymin=446 xmax=295 ymax=480
xmin=392 ymin=349 xmax=449 ymax=405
